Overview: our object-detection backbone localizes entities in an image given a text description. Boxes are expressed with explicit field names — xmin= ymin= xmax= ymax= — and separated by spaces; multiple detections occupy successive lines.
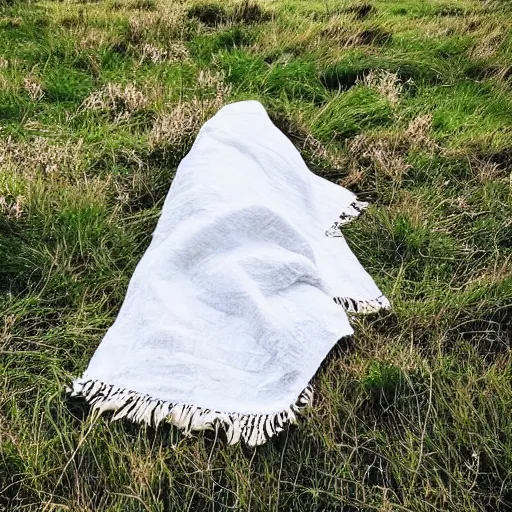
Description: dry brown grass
xmin=76 ymin=27 xmax=115 ymax=50
xmin=138 ymin=42 xmax=190 ymax=64
xmin=0 ymin=194 xmax=25 ymax=219
xmin=405 ymin=114 xmax=439 ymax=151
xmin=301 ymin=132 xmax=346 ymax=169
xmin=473 ymin=158 xmax=508 ymax=183
xmin=470 ymin=26 xmax=506 ymax=60
xmin=341 ymin=114 xmax=441 ymax=188
xmin=347 ymin=133 xmax=412 ymax=181
xmin=359 ymin=70 xmax=406 ymax=108
xmin=150 ymin=99 xmax=219 ymax=151
xmin=127 ymin=4 xmax=185 ymax=44
xmin=149 ymin=70 xmax=232 ymax=154
xmin=0 ymin=136 xmax=84 ymax=178
xmin=23 ymin=77 xmax=44 ymax=101
xmin=321 ymin=13 xmax=361 ymax=43
xmin=80 ymin=83 xmax=150 ymax=122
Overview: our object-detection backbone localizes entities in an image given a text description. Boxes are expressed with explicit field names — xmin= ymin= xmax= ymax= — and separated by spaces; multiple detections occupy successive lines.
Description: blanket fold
xmin=70 ymin=100 xmax=389 ymax=446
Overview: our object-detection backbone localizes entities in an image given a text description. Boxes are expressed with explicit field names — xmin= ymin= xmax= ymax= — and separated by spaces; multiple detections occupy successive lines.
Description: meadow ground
xmin=0 ymin=0 xmax=511 ymax=510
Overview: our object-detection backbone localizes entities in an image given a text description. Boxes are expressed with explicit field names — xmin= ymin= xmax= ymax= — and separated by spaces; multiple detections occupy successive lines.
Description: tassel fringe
xmin=333 ymin=295 xmax=390 ymax=314
xmin=325 ymin=200 xmax=368 ymax=238
xmin=69 ymin=379 xmax=313 ymax=447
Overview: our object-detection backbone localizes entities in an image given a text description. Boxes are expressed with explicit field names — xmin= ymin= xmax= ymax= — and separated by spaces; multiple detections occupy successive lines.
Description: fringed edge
xmin=333 ymin=295 xmax=391 ymax=314
xmin=326 ymin=200 xmax=391 ymax=314
xmin=325 ymin=199 xmax=368 ymax=238
xmin=68 ymin=379 xmax=313 ymax=447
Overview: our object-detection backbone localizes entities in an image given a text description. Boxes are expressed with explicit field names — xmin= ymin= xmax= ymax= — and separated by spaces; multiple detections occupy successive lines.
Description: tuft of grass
xmin=232 ymin=0 xmax=271 ymax=24
xmin=346 ymin=3 xmax=377 ymax=20
xmin=1 ymin=0 xmax=512 ymax=511
xmin=187 ymin=2 xmax=227 ymax=26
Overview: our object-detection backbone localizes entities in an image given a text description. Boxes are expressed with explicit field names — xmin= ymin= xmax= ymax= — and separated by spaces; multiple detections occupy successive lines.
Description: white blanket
xmin=70 ymin=100 xmax=389 ymax=446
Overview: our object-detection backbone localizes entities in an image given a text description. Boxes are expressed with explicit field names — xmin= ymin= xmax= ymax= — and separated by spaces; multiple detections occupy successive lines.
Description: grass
xmin=0 ymin=0 xmax=511 ymax=510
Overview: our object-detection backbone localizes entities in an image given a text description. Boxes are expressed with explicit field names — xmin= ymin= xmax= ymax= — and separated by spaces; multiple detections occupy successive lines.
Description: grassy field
xmin=1 ymin=0 xmax=511 ymax=510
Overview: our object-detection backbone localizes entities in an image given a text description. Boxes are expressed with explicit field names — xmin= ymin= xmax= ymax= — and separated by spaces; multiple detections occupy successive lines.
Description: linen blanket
xmin=70 ymin=100 xmax=389 ymax=446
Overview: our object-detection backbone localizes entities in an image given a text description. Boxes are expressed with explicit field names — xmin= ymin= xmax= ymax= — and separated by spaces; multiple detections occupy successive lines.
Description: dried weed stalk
xmin=150 ymin=72 xmax=232 ymax=151
xmin=139 ymin=42 xmax=189 ymax=64
xmin=346 ymin=133 xmax=411 ymax=182
xmin=0 ymin=195 xmax=25 ymax=219
xmin=81 ymin=83 xmax=149 ymax=122
xmin=359 ymin=70 xmax=406 ymax=107
xmin=0 ymin=136 xmax=83 ymax=177
xmin=23 ymin=78 xmax=44 ymax=101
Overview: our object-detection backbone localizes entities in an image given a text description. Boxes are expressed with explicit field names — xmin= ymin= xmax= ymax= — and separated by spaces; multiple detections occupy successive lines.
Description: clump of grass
xmin=347 ymin=132 xmax=412 ymax=183
xmin=405 ymin=113 xmax=439 ymax=151
xmin=127 ymin=5 xmax=185 ymax=45
xmin=232 ymin=0 xmax=271 ymax=24
xmin=435 ymin=4 xmax=467 ymax=17
xmin=187 ymin=0 xmax=270 ymax=26
xmin=359 ymin=69 xmax=406 ymax=107
xmin=356 ymin=26 xmax=393 ymax=45
xmin=149 ymin=72 xmax=232 ymax=163
xmin=80 ymin=82 xmax=149 ymax=122
xmin=345 ymin=3 xmax=376 ymax=20
xmin=0 ymin=194 xmax=24 ymax=219
xmin=186 ymin=2 xmax=227 ymax=26
xmin=361 ymin=360 xmax=404 ymax=403
xmin=23 ymin=77 xmax=44 ymax=101
xmin=0 ymin=136 xmax=84 ymax=178
xmin=131 ymin=0 xmax=156 ymax=11
xmin=320 ymin=19 xmax=392 ymax=49
xmin=311 ymin=86 xmax=392 ymax=141
xmin=138 ymin=41 xmax=189 ymax=64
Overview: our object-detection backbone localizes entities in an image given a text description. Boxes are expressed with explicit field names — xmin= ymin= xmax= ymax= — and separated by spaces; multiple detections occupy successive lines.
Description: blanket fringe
xmin=69 ymin=379 xmax=313 ymax=447
xmin=333 ymin=295 xmax=390 ymax=314
xmin=325 ymin=200 xmax=368 ymax=237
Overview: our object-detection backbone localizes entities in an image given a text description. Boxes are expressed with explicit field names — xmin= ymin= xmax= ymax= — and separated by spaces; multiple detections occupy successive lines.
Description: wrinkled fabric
xmin=77 ymin=101 xmax=387 ymax=416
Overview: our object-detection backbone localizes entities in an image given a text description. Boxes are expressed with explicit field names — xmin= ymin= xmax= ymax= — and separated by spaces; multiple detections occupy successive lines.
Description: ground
xmin=0 ymin=0 xmax=511 ymax=510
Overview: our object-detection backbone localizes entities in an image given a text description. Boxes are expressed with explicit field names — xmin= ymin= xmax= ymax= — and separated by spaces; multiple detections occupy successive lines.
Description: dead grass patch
xmin=470 ymin=27 xmax=506 ymax=60
xmin=359 ymin=70 xmax=406 ymax=107
xmin=302 ymin=133 xmax=346 ymax=170
xmin=0 ymin=194 xmax=25 ymax=219
xmin=341 ymin=113 xmax=440 ymax=187
xmin=76 ymin=27 xmax=113 ymax=50
xmin=0 ymin=136 xmax=84 ymax=178
xmin=150 ymin=71 xmax=232 ymax=154
xmin=405 ymin=114 xmax=439 ymax=151
xmin=138 ymin=42 xmax=189 ymax=64
xmin=149 ymin=100 xmax=211 ymax=155
xmin=472 ymin=158 xmax=508 ymax=183
xmin=80 ymin=83 xmax=149 ymax=122
xmin=321 ymin=14 xmax=361 ymax=42
xmin=23 ymin=77 xmax=44 ymax=101
xmin=342 ymin=133 xmax=412 ymax=186
xmin=127 ymin=5 xmax=184 ymax=44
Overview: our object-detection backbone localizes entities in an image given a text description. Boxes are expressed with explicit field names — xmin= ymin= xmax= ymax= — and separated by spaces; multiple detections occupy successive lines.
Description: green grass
xmin=1 ymin=0 xmax=511 ymax=510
